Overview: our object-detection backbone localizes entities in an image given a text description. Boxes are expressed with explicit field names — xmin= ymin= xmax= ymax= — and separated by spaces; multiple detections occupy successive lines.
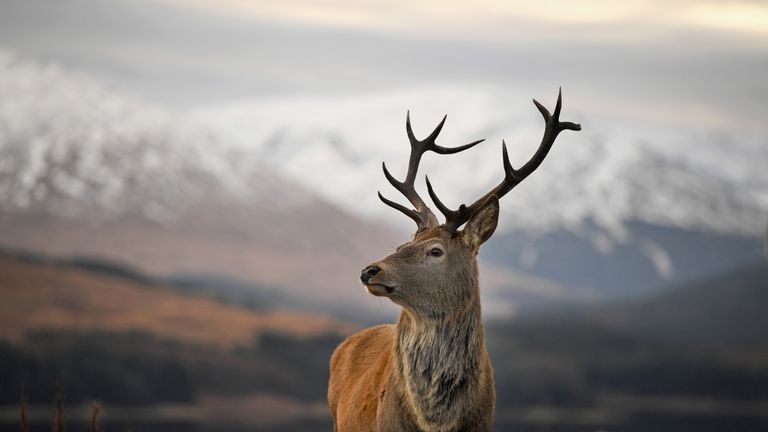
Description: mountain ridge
xmin=0 ymin=48 xmax=402 ymax=315
xmin=192 ymin=86 xmax=768 ymax=241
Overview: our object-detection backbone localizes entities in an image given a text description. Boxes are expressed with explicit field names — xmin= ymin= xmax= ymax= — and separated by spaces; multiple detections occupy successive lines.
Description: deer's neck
xmin=394 ymin=296 xmax=487 ymax=431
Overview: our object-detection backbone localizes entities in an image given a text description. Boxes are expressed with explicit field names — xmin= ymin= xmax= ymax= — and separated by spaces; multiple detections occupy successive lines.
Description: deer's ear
xmin=461 ymin=195 xmax=499 ymax=252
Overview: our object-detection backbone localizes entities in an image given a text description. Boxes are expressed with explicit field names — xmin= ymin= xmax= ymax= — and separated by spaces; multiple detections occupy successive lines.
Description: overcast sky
xmin=0 ymin=0 xmax=766 ymax=136
xmin=168 ymin=0 xmax=768 ymax=40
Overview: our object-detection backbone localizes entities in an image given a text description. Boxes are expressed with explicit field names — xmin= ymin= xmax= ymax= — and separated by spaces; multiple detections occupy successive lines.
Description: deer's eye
xmin=429 ymin=247 xmax=444 ymax=257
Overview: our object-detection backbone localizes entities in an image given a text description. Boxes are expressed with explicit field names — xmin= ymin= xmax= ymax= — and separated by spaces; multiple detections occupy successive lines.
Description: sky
xmin=166 ymin=0 xmax=768 ymax=40
xmin=0 ymin=0 xmax=765 ymax=137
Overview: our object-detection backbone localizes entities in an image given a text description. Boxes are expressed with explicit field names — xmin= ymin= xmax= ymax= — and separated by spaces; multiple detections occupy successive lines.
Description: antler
xmin=426 ymin=88 xmax=581 ymax=233
xmin=379 ymin=111 xmax=484 ymax=230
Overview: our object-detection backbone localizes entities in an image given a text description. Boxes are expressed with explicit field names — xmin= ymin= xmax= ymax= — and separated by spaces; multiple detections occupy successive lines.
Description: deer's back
xmin=328 ymin=324 xmax=396 ymax=432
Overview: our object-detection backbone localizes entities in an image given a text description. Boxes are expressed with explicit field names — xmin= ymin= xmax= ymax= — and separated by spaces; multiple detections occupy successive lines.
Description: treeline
xmin=17 ymin=384 xmax=103 ymax=432
xmin=489 ymin=320 xmax=768 ymax=407
xmin=0 ymin=330 xmax=342 ymax=406
xmin=5 ymin=323 xmax=767 ymax=410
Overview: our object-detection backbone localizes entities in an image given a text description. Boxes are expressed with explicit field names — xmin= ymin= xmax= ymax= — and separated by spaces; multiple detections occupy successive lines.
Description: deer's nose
xmin=360 ymin=266 xmax=381 ymax=284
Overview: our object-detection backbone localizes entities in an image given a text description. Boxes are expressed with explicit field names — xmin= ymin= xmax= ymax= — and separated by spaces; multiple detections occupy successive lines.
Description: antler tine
xmin=378 ymin=191 xmax=422 ymax=226
xmin=425 ymin=175 xmax=462 ymax=222
xmin=431 ymin=88 xmax=581 ymax=233
xmin=379 ymin=111 xmax=485 ymax=230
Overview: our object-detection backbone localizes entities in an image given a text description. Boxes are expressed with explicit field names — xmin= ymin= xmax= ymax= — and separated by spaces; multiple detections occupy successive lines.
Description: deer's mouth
xmin=364 ymin=282 xmax=396 ymax=297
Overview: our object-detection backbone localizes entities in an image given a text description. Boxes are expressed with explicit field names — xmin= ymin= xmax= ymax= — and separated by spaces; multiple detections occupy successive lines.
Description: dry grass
xmin=19 ymin=390 xmax=29 ymax=432
xmin=19 ymin=387 xmax=103 ymax=432
xmin=54 ymin=383 xmax=64 ymax=432
xmin=0 ymin=203 xmax=396 ymax=306
xmin=0 ymin=257 xmax=354 ymax=348
xmin=90 ymin=404 xmax=100 ymax=432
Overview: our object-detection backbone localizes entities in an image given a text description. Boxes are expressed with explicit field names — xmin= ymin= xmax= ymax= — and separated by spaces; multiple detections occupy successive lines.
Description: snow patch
xmin=639 ymin=240 xmax=675 ymax=279
xmin=192 ymin=87 xmax=768 ymax=241
xmin=0 ymin=48 xmax=323 ymax=222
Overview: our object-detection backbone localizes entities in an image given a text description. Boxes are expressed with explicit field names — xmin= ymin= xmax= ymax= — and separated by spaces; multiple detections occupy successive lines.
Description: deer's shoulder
xmin=331 ymin=324 xmax=395 ymax=372
xmin=329 ymin=324 xmax=397 ymax=432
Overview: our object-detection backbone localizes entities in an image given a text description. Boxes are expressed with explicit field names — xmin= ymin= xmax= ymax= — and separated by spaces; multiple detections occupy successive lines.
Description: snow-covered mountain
xmin=0 ymin=49 xmax=406 ymax=317
xmin=192 ymin=87 xmax=768 ymax=241
xmin=192 ymin=86 xmax=768 ymax=294
xmin=0 ymin=49 xmax=320 ymax=221
xmin=1 ymin=46 xmax=764 ymax=311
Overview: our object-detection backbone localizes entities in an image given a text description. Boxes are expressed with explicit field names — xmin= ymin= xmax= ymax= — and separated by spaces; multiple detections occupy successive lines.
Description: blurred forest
xmin=1 ymin=249 xmax=767 ymax=431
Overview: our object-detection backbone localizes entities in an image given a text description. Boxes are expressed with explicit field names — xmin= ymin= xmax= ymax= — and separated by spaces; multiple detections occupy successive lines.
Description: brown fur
xmin=329 ymin=198 xmax=499 ymax=432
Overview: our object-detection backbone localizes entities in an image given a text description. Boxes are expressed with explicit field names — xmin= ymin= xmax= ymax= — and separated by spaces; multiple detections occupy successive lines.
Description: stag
xmin=328 ymin=89 xmax=580 ymax=431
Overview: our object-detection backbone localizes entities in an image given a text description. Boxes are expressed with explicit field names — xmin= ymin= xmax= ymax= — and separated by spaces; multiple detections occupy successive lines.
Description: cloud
xmin=161 ymin=0 xmax=768 ymax=42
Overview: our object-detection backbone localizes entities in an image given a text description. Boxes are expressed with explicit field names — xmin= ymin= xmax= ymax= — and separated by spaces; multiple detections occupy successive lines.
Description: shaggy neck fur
xmin=394 ymin=291 xmax=485 ymax=432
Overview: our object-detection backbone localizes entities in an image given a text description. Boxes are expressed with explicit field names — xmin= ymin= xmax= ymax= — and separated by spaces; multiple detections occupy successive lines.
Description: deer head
xmin=360 ymin=89 xmax=581 ymax=319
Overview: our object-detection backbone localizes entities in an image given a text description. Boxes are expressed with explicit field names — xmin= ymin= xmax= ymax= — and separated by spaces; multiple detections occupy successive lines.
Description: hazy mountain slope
xmin=0 ymin=50 xmax=583 ymax=318
xmin=513 ymin=260 xmax=768 ymax=349
xmin=194 ymin=87 xmax=767 ymax=295
xmin=485 ymin=263 xmax=768 ymax=432
xmin=582 ymin=261 xmax=768 ymax=348
xmin=485 ymin=221 xmax=763 ymax=296
xmin=0 ymin=254 xmax=349 ymax=347
xmin=193 ymin=88 xmax=768 ymax=239
xmin=0 ymin=49 xmax=398 ymax=314
xmin=0 ymin=48 xmax=319 ymax=219
xmin=1 ymin=0 xmax=766 ymax=303
xmin=0 ymin=252 xmax=347 ymax=420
